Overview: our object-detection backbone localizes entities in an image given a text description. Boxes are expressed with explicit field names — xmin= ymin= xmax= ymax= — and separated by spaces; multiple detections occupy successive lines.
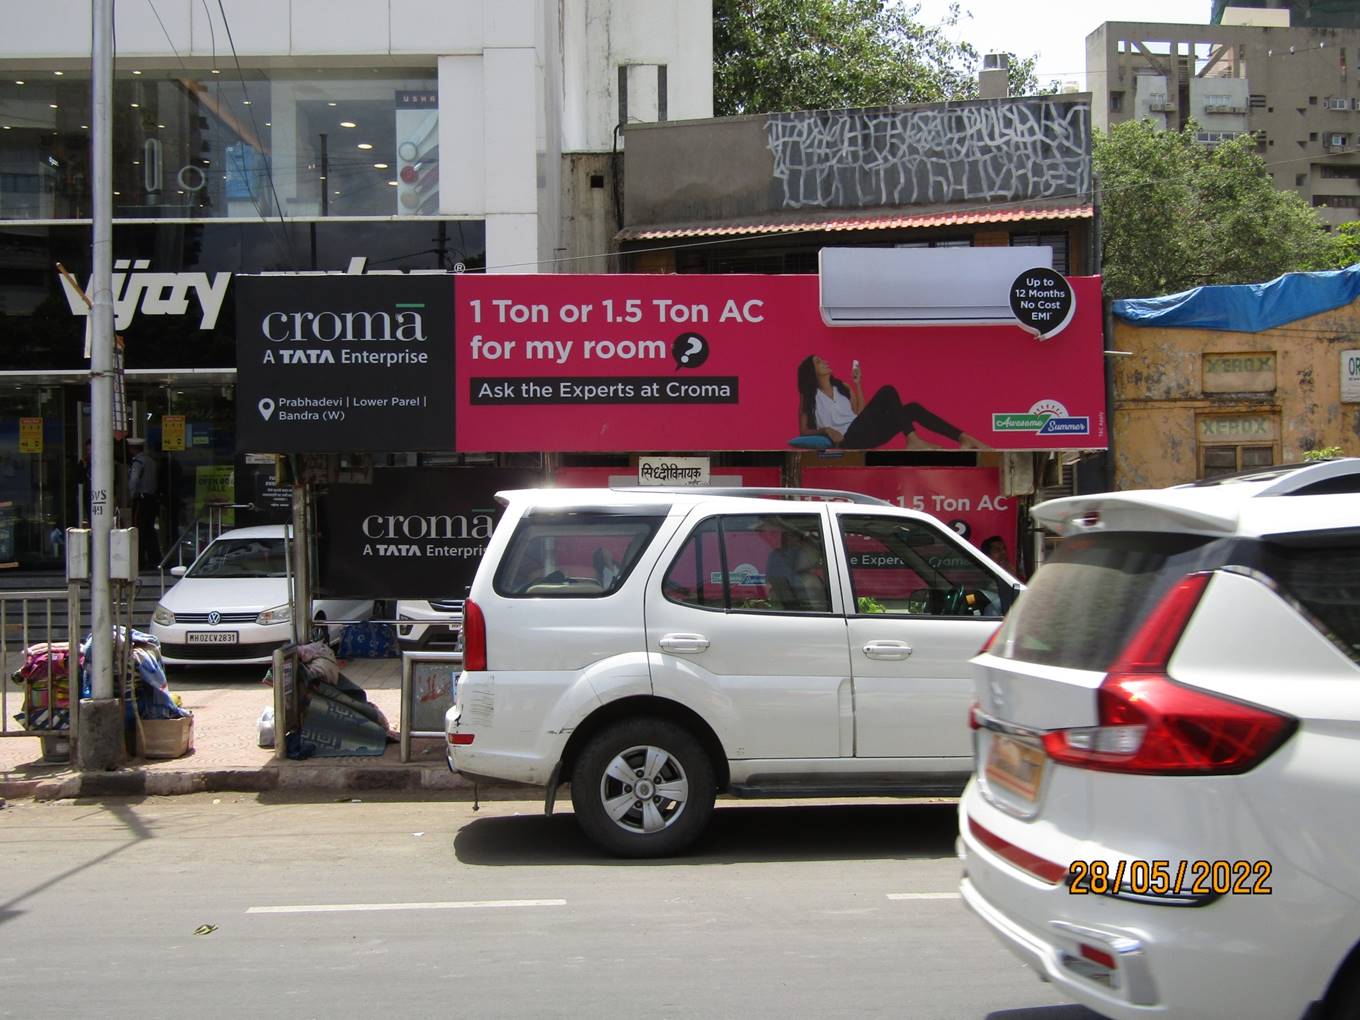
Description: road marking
xmin=247 ymin=898 xmax=567 ymax=915
xmin=886 ymin=892 xmax=961 ymax=900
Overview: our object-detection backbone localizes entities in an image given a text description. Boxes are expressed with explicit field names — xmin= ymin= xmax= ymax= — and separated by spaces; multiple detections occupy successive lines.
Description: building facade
xmin=0 ymin=0 xmax=711 ymax=567
xmin=1087 ymin=18 xmax=1360 ymax=224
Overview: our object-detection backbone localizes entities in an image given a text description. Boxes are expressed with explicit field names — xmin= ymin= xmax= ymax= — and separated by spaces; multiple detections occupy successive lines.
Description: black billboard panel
xmin=235 ymin=274 xmax=455 ymax=452
xmin=314 ymin=467 xmax=540 ymax=599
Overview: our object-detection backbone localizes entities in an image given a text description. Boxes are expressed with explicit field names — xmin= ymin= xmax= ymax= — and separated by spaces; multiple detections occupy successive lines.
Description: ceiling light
xmin=49 ymin=103 xmax=58 ymax=109
xmin=130 ymin=103 xmax=139 ymax=108
xmin=211 ymin=69 xmax=221 ymax=75
xmin=339 ymin=120 xmax=356 ymax=128
xmin=53 ymin=70 xmax=64 ymax=76
xmin=372 ymin=162 xmax=388 ymax=169
xmin=1 ymin=126 xmax=9 ymax=130
xmin=264 ymin=122 xmax=271 ymax=127
xmin=14 ymin=80 xmax=24 ymax=85
xmin=113 ymin=190 xmax=120 ymax=195
xmin=357 ymin=142 xmax=373 ymax=150
xmin=387 ymin=180 xmax=398 ymax=186
xmin=132 ymin=70 xmax=142 ymax=76
xmin=327 ymin=102 xmax=337 ymax=107
xmin=333 ymin=190 xmax=341 ymax=196
xmin=157 ymin=123 xmax=165 ymax=128
xmin=81 ymin=124 xmax=88 ymax=129
xmin=242 ymin=100 xmax=251 ymax=106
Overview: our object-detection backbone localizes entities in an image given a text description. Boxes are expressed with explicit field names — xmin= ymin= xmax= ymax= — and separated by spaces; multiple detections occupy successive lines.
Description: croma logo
xmin=261 ymin=306 xmax=428 ymax=343
xmin=361 ymin=513 xmax=494 ymax=541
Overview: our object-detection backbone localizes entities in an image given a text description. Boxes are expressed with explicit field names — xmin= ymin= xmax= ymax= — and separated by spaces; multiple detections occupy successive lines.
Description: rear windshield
xmin=995 ymin=532 xmax=1213 ymax=670
xmin=493 ymin=509 xmax=664 ymax=597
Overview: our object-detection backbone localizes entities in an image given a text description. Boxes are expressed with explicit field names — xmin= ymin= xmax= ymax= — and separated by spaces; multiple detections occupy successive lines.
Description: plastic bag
xmin=257 ymin=706 xmax=275 ymax=748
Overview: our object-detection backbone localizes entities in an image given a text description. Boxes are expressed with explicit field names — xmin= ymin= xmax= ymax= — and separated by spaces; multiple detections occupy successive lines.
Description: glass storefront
xmin=0 ymin=67 xmax=438 ymax=220
xmin=0 ymin=218 xmax=485 ymax=568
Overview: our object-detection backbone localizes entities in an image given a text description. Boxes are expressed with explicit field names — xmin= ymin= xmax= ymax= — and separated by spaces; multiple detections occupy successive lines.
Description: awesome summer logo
xmin=992 ymin=400 xmax=1090 ymax=437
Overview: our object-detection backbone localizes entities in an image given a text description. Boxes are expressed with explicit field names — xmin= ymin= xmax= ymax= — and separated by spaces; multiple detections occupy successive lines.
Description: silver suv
xmin=446 ymin=487 xmax=1021 ymax=856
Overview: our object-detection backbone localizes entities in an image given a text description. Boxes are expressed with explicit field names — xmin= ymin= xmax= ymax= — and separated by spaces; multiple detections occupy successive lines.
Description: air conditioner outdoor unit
xmin=818 ymin=246 xmax=1054 ymax=326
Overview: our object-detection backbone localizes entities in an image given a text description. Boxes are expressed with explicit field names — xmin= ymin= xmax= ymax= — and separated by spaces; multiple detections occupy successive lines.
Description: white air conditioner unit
xmin=819 ymin=246 xmax=1054 ymax=326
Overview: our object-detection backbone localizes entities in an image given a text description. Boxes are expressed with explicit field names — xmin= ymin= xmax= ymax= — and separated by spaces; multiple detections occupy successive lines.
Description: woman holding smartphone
xmin=795 ymin=354 xmax=982 ymax=450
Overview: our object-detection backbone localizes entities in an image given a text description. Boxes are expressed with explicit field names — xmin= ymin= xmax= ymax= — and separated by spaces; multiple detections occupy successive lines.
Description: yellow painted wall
xmin=1112 ymin=300 xmax=1360 ymax=489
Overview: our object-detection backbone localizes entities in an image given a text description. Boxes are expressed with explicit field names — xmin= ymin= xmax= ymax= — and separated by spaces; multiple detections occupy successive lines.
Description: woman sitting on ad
xmin=796 ymin=355 xmax=983 ymax=450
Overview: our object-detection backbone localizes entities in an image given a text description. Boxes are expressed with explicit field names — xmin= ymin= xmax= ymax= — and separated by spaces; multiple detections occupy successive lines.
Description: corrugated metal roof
xmin=617 ymin=204 xmax=1093 ymax=241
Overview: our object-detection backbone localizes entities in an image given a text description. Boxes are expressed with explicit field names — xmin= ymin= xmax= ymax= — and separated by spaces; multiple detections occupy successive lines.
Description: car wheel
xmin=1327 ymin=957 xmax=1360 ymax=1020
xmin=570 ymin=717 xmax=715 ymax=858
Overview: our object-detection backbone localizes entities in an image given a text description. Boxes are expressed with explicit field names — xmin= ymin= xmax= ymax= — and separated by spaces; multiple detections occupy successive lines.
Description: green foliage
xmin=856 ymin=595 xmax=887 ymax=614
xmin=713 ymin=0 xmax=1041 ymax=116
xmin=1095 ymin=120 xmax=1333 ymax=299
xmin=1314 ymin=220 xmax=1360 ymax=271
xmin=1303 ymin=445 xmax=1344 ymax=461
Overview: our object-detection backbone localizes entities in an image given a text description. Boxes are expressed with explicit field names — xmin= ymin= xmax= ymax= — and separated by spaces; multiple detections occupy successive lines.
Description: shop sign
xmin=1203 ymin=352 xmax=1276 ymax=394
xmin=58 ymin=261 xmax=231 ymax=331
xmin=454 ymin=274 xmax=1106 ymax=453
xmin=162 ymin=415 xmax=186 ymax=451
xmin=1198 ymin=414 xmax=1278 ymax=442
xmin=195 ymin=465 xmax=236 ymax=527
xmin=1343 ymin=349 xmax=1360 ymax=403
xmin=638 ymin=457 xmax=710 ymax=486
xmin=18 ymin=418 xmax=42 ymax=454
xmin=315 ymin=467 xmax=539 ymax=599
xmin=234 ymin=274 xmax=456 ymax=453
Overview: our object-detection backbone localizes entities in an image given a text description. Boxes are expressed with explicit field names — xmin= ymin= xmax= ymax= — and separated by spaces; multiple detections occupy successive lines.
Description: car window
xmin=493 ymin=511 xmax=662 ymax=597
xmin=1260 ymin=535 xmax=1360 ymax=664
xmin=994 ymin=532 xmax=1212 ymax=669
xmin=839 ymin=514 xmax=1002 ymax=617
xmin=663 ymin=513 xmax=830 ymax=613
xmin=188 ymin=537 xmax=288 ymax=579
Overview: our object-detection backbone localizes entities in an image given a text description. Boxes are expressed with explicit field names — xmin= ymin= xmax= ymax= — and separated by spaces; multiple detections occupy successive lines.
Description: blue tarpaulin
xmin=1112 ymin=264 xmax=1360 ymax=333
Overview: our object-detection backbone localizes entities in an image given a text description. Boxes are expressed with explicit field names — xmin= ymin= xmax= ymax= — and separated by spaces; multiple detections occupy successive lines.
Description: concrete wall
xmin=1111 ymin=306 xmax=1360 ymax=489
xmin=624 ymin=96 xmax=1092 ymax=227
xmin=1088 ymin=20 xmax=1360 ymax=223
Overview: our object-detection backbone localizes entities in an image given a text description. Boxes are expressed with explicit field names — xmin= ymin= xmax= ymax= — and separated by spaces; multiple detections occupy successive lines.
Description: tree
xmin=713 ymin=0 xmax=1041 ymax=117
xmin=1095 ymin=120 xmax=1333 ymax=299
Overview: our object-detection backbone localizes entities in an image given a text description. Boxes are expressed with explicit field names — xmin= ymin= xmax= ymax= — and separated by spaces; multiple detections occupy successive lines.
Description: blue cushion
xmin=788 ymin=435 xmax=832 ymax=449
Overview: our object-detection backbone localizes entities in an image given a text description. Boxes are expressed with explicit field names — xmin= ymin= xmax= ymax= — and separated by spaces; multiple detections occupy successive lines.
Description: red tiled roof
xmin=617 ymin=204 xmax=1093 ymax=241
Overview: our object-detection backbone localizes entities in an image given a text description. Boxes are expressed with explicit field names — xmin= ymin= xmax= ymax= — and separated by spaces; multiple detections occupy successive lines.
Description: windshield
xmin=187 ymin=537 xmax=288 ymax=579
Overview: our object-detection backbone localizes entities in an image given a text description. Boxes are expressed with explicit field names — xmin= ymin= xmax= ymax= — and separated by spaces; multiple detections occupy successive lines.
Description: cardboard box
xmin=142 ymin=715 xmax=193 ymax=759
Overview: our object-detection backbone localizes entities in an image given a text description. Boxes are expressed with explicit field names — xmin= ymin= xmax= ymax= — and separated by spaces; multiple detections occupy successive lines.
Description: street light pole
xmin=77 ymin=0 xmax=124 ymax=770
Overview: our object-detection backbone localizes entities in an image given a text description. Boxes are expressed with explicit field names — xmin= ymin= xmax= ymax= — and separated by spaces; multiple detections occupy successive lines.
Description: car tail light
xmin=1042 ymin=572 xmax=1296 ymax=775
xmin=447 ymin=732 xmax=474 ymax=745
xmin=462 ymin=598 xmax=486 ymax=671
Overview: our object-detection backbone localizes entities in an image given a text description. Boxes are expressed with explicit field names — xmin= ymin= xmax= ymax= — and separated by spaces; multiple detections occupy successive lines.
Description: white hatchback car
xmin=446 ymin=486 xmax=1021 ymax=857
xmin=959 ymin=459 xmax=1360 ymax=1020
xmin=150 ymin=525 xmax=374 ymax=667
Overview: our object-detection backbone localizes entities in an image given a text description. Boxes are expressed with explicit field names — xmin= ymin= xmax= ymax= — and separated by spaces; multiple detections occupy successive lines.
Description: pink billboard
xmin=454 ymin=274 xmax=1105 ymax=453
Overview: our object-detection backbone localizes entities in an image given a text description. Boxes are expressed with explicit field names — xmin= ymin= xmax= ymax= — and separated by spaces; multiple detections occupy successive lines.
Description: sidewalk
xmin=0 ymin=656 xmax=530 ymax=802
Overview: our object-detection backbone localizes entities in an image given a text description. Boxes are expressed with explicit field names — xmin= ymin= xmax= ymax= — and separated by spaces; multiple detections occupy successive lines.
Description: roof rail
xmin=609 ymin=486 xmax=892 ymax=506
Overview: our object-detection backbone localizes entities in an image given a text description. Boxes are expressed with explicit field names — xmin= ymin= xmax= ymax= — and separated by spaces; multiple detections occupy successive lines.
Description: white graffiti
xmin=765 ymin=100 xmax=1090 ymax=209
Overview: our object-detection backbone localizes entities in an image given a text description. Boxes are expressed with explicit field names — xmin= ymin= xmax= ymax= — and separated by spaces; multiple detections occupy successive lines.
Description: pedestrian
xmin=127 ymin=436 xmax=162 ymax=569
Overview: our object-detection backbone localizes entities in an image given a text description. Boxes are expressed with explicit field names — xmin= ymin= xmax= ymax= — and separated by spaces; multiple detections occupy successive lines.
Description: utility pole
xmin=77 ymin=0 xmax=124 ymax=770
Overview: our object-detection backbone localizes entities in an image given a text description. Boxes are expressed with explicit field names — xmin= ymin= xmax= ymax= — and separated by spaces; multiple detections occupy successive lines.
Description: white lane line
xmin=247 ymin=898 xmax=567 ymax=915
xmin=886 ymin=892 xmax=961 ymax=900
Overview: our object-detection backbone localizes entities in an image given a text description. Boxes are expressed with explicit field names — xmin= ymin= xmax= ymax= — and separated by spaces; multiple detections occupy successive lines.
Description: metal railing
xmin=1 ymin=588 xmax=79 ymax=760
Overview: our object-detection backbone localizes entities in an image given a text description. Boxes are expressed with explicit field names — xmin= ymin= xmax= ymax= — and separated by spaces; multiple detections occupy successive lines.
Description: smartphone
xmin=852 ymin=359 xmax=860 ymax=375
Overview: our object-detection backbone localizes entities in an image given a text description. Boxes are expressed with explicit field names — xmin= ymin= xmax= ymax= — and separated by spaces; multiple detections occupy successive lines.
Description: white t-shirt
xmin=814 ymin=387 xmax=858 ymax=432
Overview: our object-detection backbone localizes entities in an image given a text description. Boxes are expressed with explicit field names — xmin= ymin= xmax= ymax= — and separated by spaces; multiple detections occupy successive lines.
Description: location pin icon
xmin=258 ymin=398 xmax=275 ymax=421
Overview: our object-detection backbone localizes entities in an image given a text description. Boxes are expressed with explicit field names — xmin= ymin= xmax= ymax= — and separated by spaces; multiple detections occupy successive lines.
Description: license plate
xmin=985 ymin=733 xmax=1046 ymax=802
xmin=186 ymin=631 xmax=239 ymax=645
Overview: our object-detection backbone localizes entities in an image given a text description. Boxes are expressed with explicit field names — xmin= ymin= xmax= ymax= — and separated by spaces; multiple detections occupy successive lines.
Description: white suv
xmin=959 ymin=459 xmax=1360 ymax=1020
xmin=445 ymin=486 xmax=1021 ymax=857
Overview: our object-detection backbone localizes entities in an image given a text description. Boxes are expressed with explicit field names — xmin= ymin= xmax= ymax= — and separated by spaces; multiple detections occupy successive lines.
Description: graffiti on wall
xmin=765 ymin=100 xmax=1090 ymax=209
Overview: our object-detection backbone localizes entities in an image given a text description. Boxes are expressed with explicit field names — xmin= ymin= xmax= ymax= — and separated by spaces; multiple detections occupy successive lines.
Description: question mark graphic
xmin=671 ymin=332 xmax=710 ymax=370
xmin=681 ymin=336 xmax=702 ymax=364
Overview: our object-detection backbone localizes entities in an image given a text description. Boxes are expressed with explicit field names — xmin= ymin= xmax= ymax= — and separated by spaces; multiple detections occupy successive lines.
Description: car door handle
xmin=659 ymin=633 xmax=710 ymax=654
xmin=863 ymin=640 xmax=913 ymax=660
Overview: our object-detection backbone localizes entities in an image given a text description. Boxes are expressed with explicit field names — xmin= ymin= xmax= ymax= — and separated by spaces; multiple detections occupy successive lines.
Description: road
xmin=0 ymin=795 xmax=1100 ymax=1019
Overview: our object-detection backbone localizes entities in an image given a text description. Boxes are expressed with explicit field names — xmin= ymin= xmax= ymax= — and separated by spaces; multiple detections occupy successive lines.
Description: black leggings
xmin=842 ymin=385 xmax=963 ymax=449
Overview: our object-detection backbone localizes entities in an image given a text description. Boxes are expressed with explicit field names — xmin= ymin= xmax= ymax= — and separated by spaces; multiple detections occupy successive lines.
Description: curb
xmin=2 ymin=767 xmax=540 ymax=802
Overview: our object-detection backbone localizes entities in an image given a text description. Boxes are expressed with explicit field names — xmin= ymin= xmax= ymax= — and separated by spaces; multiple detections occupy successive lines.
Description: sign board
xmin=1203 ymin=352 xmax=1276 ymax=394
xmin=314 ymin=466 xmax=539 ymax=599
xmin=638 ymin=456 xmax=710 ymax=485
xmin=1198 ymin=414 xmax=1279 ymax=443
xmin=1343 ymin=349 xmax=1360 ymax=403
xmin=400 ymin=651 xmax=462 ymax=762
xmin=454 ymin=274 xmax=1107 ymax=452
xmin=18 ymin=418 xmax=42 ymax=454
xmin=162 ymin=414 xmax=186 ymax=451
xmin=234 ymin=274 xmax=456 ymax=453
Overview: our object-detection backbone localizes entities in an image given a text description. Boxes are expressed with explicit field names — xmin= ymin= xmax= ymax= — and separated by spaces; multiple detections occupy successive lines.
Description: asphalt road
xmin=0 ymin=794 xmax=1102 ymax=1019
